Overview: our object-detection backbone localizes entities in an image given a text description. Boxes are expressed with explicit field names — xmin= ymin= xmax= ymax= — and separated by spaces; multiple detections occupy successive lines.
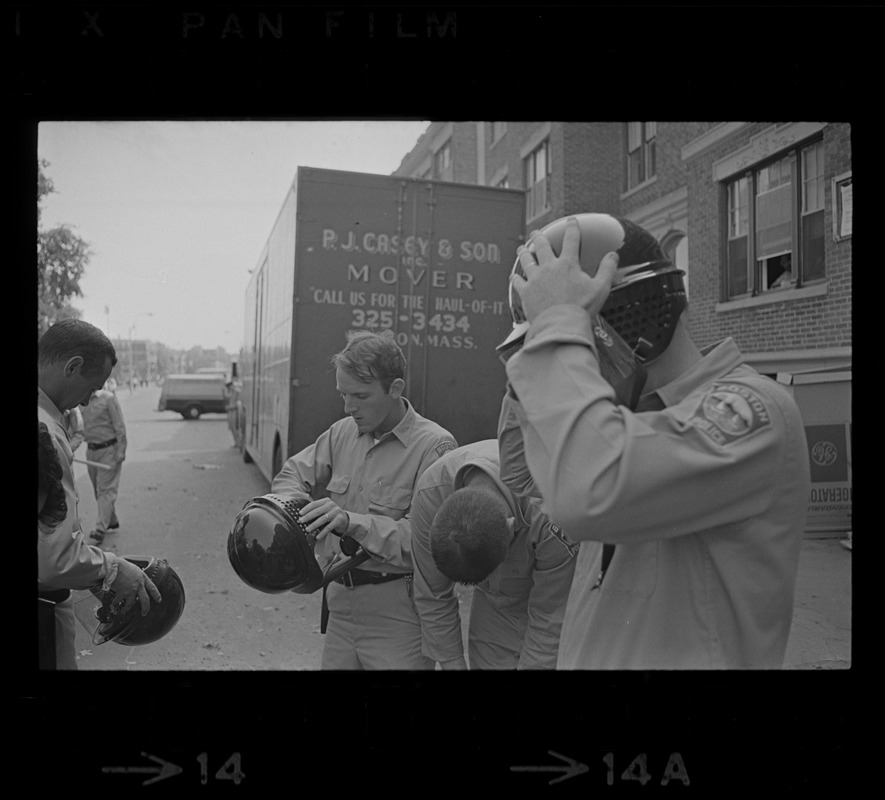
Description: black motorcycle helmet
xmin=498 ymin=213 xmax=687 ymax=364
xmin=228 ymin=494 xmax=324 ymax=594
xmin=90 ymin=556 xmax=186 ymax=646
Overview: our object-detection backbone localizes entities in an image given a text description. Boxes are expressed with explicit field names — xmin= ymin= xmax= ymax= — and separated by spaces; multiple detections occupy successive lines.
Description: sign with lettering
xmin=804 ymin=423 xmax=852 ymax=532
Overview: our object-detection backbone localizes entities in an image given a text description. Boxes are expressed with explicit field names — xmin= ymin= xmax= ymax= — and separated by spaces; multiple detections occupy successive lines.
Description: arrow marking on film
xmin=510 ymin=750 xmax=589 ymax=785
xmin=102 ymin=752 xmax=183 ymax=786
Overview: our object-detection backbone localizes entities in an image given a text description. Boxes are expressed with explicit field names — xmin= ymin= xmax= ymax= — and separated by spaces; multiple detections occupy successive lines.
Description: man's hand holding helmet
xmin=511 ymin=217 xmax=619 ymax=324
xmin=109 ymin=557 xmax=162 ymax=616
xmin=299 ymin=498 xmax=349 ymax=538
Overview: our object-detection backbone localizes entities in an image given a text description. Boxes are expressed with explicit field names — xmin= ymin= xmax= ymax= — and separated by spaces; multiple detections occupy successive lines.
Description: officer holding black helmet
xmin=499 ymin=214 xmax=811 ymax=670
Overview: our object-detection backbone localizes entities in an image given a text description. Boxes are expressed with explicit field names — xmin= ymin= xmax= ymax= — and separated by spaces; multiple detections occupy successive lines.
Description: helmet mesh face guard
xmin=90 ymin=556 xmax=186 ymax=646
xmin=227 ymin=494 xmax=324 ymax=594
xmin=601 ymin=268 xmax=687 ymax=363
xmin=497 ymin=213 xmax=686 ymax=365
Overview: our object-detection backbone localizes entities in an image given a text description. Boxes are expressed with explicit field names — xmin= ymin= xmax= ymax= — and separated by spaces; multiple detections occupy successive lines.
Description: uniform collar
xmin=647 ymin=338 xmax=746 ymax=408
xmin=367 ymin=398 xmax=417 ymax=447
xmin=37 ymin=386 xmax=63 ymax=423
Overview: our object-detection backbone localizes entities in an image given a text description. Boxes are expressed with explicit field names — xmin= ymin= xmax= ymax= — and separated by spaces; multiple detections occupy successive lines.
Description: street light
xmin=128 ymin=312 xmax=153 ymax=390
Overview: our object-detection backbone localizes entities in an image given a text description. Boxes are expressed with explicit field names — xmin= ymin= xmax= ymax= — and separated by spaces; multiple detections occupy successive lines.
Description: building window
xmin=434 ymin=139 xmax=453 ymax=181
xmin=724 ymin=139 xmax=825 ymax=299
xmin=524 ymin=139 xmax=550 ymax=220
xmin=626 ymin=122 xmax=656 ymax=190
xmin=491 ymin=122 xmax=507 ymax=143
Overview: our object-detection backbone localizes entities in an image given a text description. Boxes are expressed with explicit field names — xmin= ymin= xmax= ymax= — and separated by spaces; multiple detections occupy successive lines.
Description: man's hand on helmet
xmin=511 ymin=216 xmax=619 ymax=324
xmin=299 ymin=498 xmax=349 ymax=538
xmin=110 ymin=558 xmax=162 ymax=616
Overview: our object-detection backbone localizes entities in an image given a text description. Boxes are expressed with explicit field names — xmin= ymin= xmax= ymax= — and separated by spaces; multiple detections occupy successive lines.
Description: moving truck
xmin=231 ymin=167 xmax=525 ymax=483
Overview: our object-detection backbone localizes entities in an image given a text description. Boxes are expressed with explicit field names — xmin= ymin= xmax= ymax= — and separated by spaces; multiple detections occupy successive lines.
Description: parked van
xmin=157 ymin=374 xmax=229 ymax=420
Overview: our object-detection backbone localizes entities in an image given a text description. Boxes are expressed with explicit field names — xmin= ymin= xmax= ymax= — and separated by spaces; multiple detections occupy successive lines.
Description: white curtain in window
xmin=756 ymin=183 xmax=792 ymax=257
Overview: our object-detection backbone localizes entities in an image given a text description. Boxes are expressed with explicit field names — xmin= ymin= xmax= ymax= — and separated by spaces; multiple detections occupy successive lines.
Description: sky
xmin=37 ymin=120 xmax=430 ymax=355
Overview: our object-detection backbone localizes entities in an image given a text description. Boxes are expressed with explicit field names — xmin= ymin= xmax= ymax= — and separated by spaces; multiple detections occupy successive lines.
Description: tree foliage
xmin=37 ymin=159 xmax=91 ymax=337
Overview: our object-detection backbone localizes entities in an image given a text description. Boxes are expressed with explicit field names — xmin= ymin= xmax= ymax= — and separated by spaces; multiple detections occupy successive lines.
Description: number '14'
xmin=197 ymin=752 xmax=244 ymax=785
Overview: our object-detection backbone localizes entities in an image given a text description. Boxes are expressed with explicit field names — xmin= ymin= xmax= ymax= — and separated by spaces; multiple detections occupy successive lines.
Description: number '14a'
xmin=603 ymin=752 xmax=690 ymax=786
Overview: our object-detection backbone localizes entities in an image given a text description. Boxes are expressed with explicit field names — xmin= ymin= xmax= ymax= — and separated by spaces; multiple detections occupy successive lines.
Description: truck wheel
xmin=182 ymin=404 xmax=201 ymax=420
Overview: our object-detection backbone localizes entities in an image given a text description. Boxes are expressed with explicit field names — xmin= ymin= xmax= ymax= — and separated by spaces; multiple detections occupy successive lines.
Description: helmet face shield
xmin=497 ymin=213 xmax=686 ymax=377
xmin=228 ymin=495 xmax=324 ymax=594
xmin=601 ymin=267 xmax=687 ymax=363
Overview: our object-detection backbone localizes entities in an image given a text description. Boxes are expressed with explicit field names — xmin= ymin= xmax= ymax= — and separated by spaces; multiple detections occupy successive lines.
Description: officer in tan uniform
xmin=272 ymin=330 xmax=457 ymax=669
xmin=38 ymin=320 xmax=161 ymax=669
xmin=81 ymin=382 xmax=127 ymax=543
xmin=498 ymin=214 xmax=811 ymax=669
xmin=410 ymin=439 xmax=578 ymax=670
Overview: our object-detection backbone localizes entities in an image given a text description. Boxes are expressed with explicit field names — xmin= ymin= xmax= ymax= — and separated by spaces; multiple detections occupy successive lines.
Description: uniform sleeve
xmin=497 ymin=390 xmax=541 ymax=499
xmin=271 ymin=428 xmax=333 ymax=501
xmin=410 ymin=479 xmax=465 ymax=663
xmin=344 ymin=433 xmax=457 ymax=569
xmin=506 ymin=306 xmax=784 ymax=543
xmin=38 ymin=527 xmax=115 ymax=589
xmin=517 ymin=513 xmax=579 ymax=670
xmin=37 ymin=434 xmax=114 ymax=590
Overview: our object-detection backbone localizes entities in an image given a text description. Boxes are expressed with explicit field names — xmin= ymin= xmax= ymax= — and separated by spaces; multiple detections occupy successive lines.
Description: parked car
xmin=157 ymin=373 xmax=230 ymax=420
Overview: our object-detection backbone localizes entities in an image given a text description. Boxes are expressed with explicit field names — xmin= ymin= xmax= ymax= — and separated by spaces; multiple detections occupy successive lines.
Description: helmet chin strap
xmin=611 ymin=365 xmax=648 ymax=410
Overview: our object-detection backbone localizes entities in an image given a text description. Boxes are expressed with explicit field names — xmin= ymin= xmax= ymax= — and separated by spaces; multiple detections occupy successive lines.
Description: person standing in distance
xmin=271 ymin=330 xmax=457 ymax=670
xmin=501 ymin=214 xmax=811 ymax=669
xmin=38 ymin=319 xmax=160 ymax=670
xmin=81 ymin=379 xmax=127 ymax=543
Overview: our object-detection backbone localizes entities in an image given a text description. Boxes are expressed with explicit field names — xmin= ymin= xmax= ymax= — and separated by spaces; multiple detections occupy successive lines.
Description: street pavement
xmin=71 ymin=383 xmax=851 ymax=670
xmin=783 ymin=534 xmax=851 ymax=669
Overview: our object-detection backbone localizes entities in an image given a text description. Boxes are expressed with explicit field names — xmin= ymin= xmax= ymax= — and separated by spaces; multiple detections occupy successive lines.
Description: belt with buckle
xmin=335 ymin=569 xmax=408 ymax=588
xmin=87 ymin=438 xmax=117 ymax=450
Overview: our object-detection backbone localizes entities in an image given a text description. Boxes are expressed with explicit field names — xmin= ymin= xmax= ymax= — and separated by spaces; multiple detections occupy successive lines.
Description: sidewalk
xmin=783 ymin=534 xmax=851 ymax=669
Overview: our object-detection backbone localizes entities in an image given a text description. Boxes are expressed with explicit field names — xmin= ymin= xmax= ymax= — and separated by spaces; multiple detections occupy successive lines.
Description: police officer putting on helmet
xmin=271 ymin=330 xmax=456 ymax=670
xmin=500 ymin=215 xmax=811 ymax=669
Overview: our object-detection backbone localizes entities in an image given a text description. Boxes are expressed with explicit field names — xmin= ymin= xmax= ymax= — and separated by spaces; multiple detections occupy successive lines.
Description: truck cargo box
xmin=237 ymin=167 xmax=526 ymax=481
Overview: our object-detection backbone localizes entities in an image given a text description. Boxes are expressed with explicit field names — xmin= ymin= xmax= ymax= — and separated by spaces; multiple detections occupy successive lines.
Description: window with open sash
xmin=434 ymin=139 xmax=453 ymax=181
xmin=626 ymin=122 xmax=656 ymax=190
xmin=524 ymin=139 xmax=550 ymax=220
xmin=724 ymin=139 xmax=825 ymax=299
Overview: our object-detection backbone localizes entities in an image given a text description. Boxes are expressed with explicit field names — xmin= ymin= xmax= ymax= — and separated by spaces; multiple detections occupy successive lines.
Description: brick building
xmin=393 ymin=121 xmax=852 ymax=376
xmin=394 ymin=121 xmax=853 ymax=531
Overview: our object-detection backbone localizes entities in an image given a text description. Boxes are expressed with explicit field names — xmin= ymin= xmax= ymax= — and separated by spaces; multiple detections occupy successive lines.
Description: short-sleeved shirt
xmin=271 ymin=399 xmax=457 ymax=574
xmin=81 ymin=389 xmax=126 ymax=456
xmin=411 ymin=439 xmax=578 ymax=668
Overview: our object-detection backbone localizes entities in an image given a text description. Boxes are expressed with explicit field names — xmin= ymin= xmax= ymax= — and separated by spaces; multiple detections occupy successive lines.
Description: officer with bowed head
xmin=498 ymin=213 xmax=811 ymax=669
xmin=37 ymin=320 xmax=175 ymax=668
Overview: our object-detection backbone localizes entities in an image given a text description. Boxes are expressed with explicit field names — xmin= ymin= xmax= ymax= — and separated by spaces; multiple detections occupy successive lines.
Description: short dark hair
xmin=429 ymin=488 xmax=511 ymax=585
xmin=331 ymin=330 xmax=405 ymax=392
xmin=38 ymin=319 xmax=117 ymax=376
xmin=38 ymin=421 xmax=68 ymax=528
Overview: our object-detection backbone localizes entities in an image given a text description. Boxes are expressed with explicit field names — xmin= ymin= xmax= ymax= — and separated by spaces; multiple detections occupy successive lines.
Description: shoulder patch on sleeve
xmin=528 ymin=497 xmax=579 ymax=557
xmin=689 ymin=381 xmax=772 ymax=446
xmin=435 ymin=440 xmax=456 ymax=457
xmin=547 ymin=521 xmax=580 ymax=558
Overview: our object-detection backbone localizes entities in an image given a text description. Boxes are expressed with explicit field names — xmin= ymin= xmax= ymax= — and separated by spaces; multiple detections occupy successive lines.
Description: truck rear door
xmin=289 ymin=167 xmax=524 ymax=454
